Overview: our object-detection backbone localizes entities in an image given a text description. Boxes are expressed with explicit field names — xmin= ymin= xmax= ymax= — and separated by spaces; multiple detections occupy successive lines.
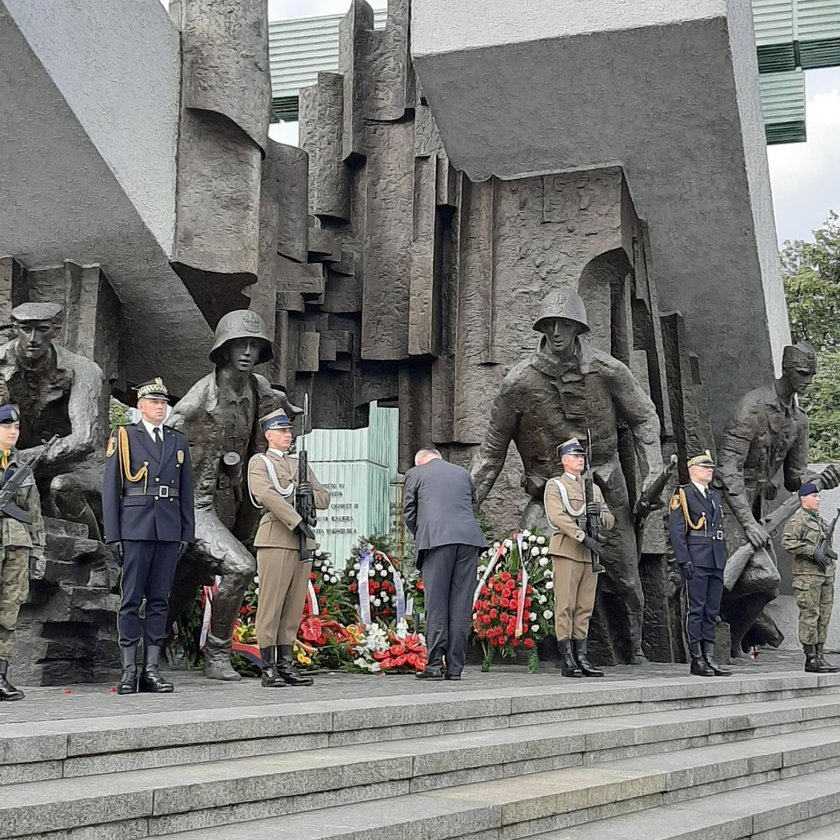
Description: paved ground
xmin=0 ymin=649 xmax=814 ymax=727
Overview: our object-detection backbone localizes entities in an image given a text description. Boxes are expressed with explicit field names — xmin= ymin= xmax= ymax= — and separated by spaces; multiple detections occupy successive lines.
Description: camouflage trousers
xmin=793 ymin=572 xmax=835 ymax=646
xmin=0 ymin=546 xmax=29 ymax=660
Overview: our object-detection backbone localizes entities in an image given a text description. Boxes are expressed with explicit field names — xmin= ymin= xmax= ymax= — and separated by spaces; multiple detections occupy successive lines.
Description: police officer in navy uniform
xmin=103 ymin=378 xmax=195 ymax=694
xmin=668 ymin=449 xmax=731 ymax=677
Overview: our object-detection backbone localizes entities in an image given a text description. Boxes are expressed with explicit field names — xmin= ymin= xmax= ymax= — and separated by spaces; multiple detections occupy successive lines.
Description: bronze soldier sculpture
xmin=0 ymin=302 xmax=107 ymax=540
xmin=716 ymin=342 xmax=840 ymax=658
xmin=168 ymin=310 xmax=297 ymax=680
xmin=471 ymin=288 xmax=664 ymax=663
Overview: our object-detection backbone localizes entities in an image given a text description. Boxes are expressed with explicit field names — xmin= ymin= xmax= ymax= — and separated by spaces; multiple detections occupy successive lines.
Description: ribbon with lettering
xmin=199 ymin=575 xmax=222 ymax=648
xmin=472 ymin=541 xmax=507 ymax=610
xmin=357 ymin=546 xmax=372 ymax=626
xmin=514 ymin=532 xmax=529 ymax=637
xmin=371 ymin=548 xmax=406 ymax=624
xmin=307 ymin=580 xmax=319 ymax=616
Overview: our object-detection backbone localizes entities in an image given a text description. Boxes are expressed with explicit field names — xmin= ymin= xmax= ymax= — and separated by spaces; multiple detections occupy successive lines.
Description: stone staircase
xmin=3 ymin=672 xmax=840 ymax=839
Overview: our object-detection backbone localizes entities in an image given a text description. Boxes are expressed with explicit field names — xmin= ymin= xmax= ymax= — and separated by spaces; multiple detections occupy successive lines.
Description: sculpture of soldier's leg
xmin=723 ymin=548 xmax=780 ymax=658
xmin=50 ymin=470 xmax=103 ymax=542
xmin=190 ymin=509 xmax=257 ymax=681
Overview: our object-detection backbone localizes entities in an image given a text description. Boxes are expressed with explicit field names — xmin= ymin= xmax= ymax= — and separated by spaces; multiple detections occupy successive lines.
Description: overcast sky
xmin=262 ymin=0 xmax=839 ymax=246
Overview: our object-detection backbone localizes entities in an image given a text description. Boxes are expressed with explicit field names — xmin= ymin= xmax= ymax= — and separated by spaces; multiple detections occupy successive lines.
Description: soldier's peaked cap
xmin=260 ymin=409 xmax=294 ymax=433
xmin=11 ymin=301 xmax=63 ymax=323
xmin=533 ymin=288 xmax=590 ymax=335
xmin=209 ymin=310 xmax=273 ymax=366
xmin=133 ymin=377 xmax=170 ymax=402
xmin=687 ymin=449 xmax=716 ymax=468
xmin=556 ymin=438 xmax=586 ymax=459
xmin=0 ymin=405 xmax=19 ymax=424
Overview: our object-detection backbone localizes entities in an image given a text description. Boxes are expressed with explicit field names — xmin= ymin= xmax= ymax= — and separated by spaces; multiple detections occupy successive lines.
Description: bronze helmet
xmin=532 ymin=288 xmax=590 ymax=334
xmin=209 ymin=310 xmax=273 ymax=366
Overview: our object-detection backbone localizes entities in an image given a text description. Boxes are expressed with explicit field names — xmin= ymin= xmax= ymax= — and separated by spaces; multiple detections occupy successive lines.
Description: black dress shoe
xmin=139 ymin=645 xmax=174 ymax=693
xmin=260 ymin=647 xmax=285 ymax=688
xmin=276 ymin=646 xmax=314 ymax=686
xmin=444 ymin=673 xmax=461 ymax=681
xmin=416 ymin=667 xmax=444 ymax=680
xmin=572 ymin=639 xmax=603 ymax=677
xmin=116 ymin=646 xmax=138 ymax=695
xmin=701 ymin=641 xmax=731 ymax=676
xmin=0 ymin=660 xmax=24 ymax=701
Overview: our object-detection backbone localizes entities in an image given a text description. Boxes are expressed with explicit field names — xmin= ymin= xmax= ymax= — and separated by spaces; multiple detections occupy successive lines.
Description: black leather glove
xmin=677 ymin=560 xmax=694 ymax=582
xmin=581 ymin=535 xmax=604 ymax=556
xmin=297 ymin=521 xmax=316 ymax=541
xmin=178 ymin=541 xmax=189 ymax=560
xmin=116 ymin=541 xmax=124 ymax=561
xmin=586 ymin=500 xmax=600 ymax=516
xmin=813 ymin=545 xmax=829 ymax=571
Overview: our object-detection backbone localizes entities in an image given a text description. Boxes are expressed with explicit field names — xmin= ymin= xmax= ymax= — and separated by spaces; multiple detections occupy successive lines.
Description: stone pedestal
xmin=14 ymin=518 xmax=121 ymax=685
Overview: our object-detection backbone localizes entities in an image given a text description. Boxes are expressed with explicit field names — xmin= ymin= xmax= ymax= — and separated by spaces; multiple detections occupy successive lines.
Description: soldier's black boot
xmin=139 ymin=645 xmax=174 ymax=693
xmin=116 ymin=646 xmax=138 ymax=695
xmin=572 ymin=639 xmax=603 ymax=677
xmin=0 ymin=659 xmax=24 ymax=701
xmin=689 ymin=643 xmax=715 ymax=677
xmin=816 ymin=644 xmax=840 ymax=673
xmin=804 ymin=644 xmax=821 ymax=673
xmin=701 ymin=640 xmax=731 ymax=676
xmin=276 ymin=645 xmax=314 ymax=686
xmin=260 ymin=647 xmax=285 ymax=688
xmin=558 ymin=640 xmax=582 ymax=678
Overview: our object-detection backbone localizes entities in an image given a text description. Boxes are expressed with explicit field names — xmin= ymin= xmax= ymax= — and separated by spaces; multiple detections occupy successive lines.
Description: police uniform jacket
xmin=0 ymin=449 xmax=45 ymax=554
xmin=668 ymin=484 xmax=727 ymax=570
xmin=782 ymin=507 xmax=834 ymax=578
xmin=102 ymin=422 xmax=195 ymax=544
xmin=247 ymin=450 xmax=329 ymax=551
xmin=544 ymin=473 xmax=614 ymax=563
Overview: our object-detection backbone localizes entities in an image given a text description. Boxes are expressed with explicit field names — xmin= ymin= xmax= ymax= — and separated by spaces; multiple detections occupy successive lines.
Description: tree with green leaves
xmin=782 ymin=211 xmax=840 ymax=461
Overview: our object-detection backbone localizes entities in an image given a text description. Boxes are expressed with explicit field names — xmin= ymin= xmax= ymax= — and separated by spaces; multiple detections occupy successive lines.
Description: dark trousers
xmin=421 ymin=543 xmax=480 ymax=675
xmin=686 ymin=565 xmax=724 ymax=645
xmin=119 ymin=540 xmax=180 ymax=648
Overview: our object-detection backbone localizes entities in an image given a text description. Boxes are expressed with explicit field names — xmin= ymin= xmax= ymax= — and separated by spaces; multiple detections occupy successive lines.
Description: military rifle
xmin=0 ymin=435 xmax=59 ymax=523
xmin=813 ymin=510 xmax=840 ymax=572
xmin=583 ymin=431 xmax=606 ymax=574
xmin=295 ymin=395 xmax=317 ymax=562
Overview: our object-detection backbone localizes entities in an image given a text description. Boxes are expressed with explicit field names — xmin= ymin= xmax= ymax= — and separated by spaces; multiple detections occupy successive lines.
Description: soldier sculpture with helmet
xmin=167 ymin=310 xmax=300 ymax=680
xmin=471 ymin=287 xmax=664 ymax=663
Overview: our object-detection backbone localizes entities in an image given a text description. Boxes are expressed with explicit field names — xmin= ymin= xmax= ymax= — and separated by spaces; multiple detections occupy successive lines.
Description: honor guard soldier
xmin=0 ymin=406 xmax=45 ymax=701
xmin=247 ymin=409 xmax=329 ymax=688
xmin=103 ymin=378 xmax=195 ymax=695
xmin=782 ymin=483 xmax=839 ymax=673
xmin=669 ymin=449 xmax=730 ymax=677
xmin=544 ymin=438 xmax=614 ymax=678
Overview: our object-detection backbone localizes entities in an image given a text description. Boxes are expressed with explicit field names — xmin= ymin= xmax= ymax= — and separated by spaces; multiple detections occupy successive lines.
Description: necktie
xmin=153 ymin=427 xmax=162 ymax=453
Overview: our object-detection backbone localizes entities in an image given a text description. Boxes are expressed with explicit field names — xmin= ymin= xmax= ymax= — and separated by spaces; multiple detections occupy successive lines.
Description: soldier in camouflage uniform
xmin=0 ymin=405 xmax=45 ymax=701
xmin=782 ymin=483 xmax=839 ymax=673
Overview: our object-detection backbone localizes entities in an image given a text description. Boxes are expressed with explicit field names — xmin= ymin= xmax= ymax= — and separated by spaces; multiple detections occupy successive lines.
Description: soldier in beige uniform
xmin=545 ymin=438 xmax=615 ymax=677
xmin=247 ymin=409 xmax=330 ymax=687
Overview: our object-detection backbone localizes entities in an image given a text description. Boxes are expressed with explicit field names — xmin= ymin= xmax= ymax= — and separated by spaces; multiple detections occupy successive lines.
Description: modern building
xmin=269 ymin=1 xmax=840 ymax=144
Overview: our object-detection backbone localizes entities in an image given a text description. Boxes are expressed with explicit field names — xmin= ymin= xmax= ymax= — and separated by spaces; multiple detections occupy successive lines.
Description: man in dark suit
xmin=668 ymin=449 xmax=730 ymax=677
xmin=103 ymin=378 xmax=195 ymax=694
xmin=403 ymin=448 xmax=487 ymax=680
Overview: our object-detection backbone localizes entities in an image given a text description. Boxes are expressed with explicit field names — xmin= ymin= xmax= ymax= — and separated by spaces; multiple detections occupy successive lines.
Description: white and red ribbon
xmin=358 ymin=546 xmax=372 ymax=626
xmin=514 ymin=532 xmax=529 ymax=637
xmin=472 ymin=542 xmax=507 ymax=610
xmin=199 ymin=575 xmax=222 ymax=648
xmin=307 ymin=579 xmax=319 ymax=615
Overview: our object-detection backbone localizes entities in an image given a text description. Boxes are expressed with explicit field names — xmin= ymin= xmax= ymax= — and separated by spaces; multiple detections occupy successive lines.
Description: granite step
xmin=4 ymin=713 xmax=840 ymax=838
xmin=149 ymin=731 xmax=840 ymax=839
xmin=4 ymin=686 xmax=840 ymax=789
xmin=4 ymin=671 xmax=840 ymax=786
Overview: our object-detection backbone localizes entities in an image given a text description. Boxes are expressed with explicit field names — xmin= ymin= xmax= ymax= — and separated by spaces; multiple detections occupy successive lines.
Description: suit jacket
xmin=102 ymin=422 xmax=195 ymax=544
xmin=402 ymin=458 xmax=487 ymax=568
xmin=668 ymin=483 xmax=727 ymax=570
xmin=544 ymin=473 xmax=614 ymax=563
xmin=247 ymin=450 xmax=330 ymax=551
